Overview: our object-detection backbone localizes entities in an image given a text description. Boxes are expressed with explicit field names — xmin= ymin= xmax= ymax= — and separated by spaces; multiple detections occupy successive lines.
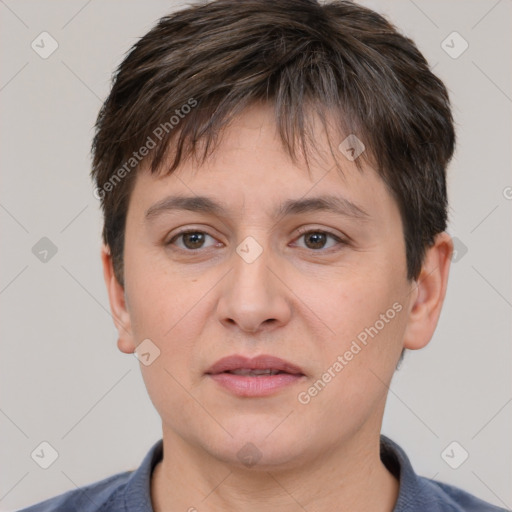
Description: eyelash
xmin=166 ymin=227 xmax=347 ymax=252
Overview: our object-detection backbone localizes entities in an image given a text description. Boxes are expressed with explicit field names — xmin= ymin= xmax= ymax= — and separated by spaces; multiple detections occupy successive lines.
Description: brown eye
xmin=181 ymin=232 xmax=206 ymax=249
xmin=168 ymin=231 xmax=218 ymax=250
xmin=294 ymin=229 xmax=345 ymax=251
xmin=303 ymin=232 xmax=328 ymax=249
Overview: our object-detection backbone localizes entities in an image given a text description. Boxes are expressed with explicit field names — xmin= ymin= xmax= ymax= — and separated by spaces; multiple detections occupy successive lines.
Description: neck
xmin=151 ymin=426 xmax=399 ymax=512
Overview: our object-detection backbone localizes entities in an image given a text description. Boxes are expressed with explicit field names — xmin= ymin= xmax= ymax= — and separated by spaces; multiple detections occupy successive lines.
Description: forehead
xmin=127 ymin=104 xmax=400 ymax=230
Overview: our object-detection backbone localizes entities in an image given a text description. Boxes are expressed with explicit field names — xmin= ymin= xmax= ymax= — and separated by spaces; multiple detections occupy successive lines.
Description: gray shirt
xmin=18 ymin=436 xmax=507 ymax=511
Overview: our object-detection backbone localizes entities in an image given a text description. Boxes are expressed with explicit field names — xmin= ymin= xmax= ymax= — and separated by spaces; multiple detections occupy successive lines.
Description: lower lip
xmin=207 ymin=372 xmax=305 ymax=397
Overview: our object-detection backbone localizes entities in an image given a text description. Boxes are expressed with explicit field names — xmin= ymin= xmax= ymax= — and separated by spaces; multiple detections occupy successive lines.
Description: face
xmin=104 ymin=103 xmax=447 ymax=470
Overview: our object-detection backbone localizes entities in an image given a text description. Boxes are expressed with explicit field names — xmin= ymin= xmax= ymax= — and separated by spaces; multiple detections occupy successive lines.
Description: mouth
xmin=222 ymin=368 xmax=291 ymax=376
xmin=205 ymin=354 xmax=306 ymax=397
xmin=205 ymin=354 xmax=305 ymax=376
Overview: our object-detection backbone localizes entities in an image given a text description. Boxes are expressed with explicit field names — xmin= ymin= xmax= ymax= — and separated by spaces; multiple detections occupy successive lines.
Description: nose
xmin=216 ymin=237 xmax=292 ymax=334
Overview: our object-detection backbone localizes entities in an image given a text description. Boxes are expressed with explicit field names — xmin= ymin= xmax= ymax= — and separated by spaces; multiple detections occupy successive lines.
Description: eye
xmin=167 ymin=230 xmax=220 ymax=251
xmin=293 ymin=228 xmax=345 ymax=251
xmin=166 ymin=227 xmax=346 ymax=252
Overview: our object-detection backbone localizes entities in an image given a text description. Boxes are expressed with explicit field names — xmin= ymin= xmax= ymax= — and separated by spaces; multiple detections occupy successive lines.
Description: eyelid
xmin=295 ymin=225 xmax=341 ymax=237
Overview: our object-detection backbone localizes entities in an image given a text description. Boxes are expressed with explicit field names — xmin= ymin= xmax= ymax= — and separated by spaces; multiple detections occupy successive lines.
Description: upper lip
xmin=206 ymin=355 xmax=305 ymax=375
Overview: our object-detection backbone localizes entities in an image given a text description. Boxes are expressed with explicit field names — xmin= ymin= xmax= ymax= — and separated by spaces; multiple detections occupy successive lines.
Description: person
xmin=18 ymin=0 xmax=507 ymax=510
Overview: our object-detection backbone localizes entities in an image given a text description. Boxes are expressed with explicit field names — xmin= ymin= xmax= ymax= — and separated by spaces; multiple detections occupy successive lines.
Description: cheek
xmin=126 ymin=270 xmax=207 ymax=421
xmin=124 ymin=259 xmax=212 ymax=371
xmin=296 ymin=287 xmax=406 ymax=435
xmin=125 ymin=242 xmax=187 ymax=336
xmin=304 ymin=269 xmax=398 ymax=338
xmin=304 ymin=268 xmax=407 ymax=383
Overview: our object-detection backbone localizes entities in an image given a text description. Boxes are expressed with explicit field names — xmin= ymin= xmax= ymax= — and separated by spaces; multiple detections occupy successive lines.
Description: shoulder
xmin=416 ymin=477 xmax=509 ymax=512
xmin=17 ymin=439 xmax=163 ymax=512
xmin=380 ymin=435 xmax=508 ymax=512
xmin=16 ymin=470 xmax=133 ymax=512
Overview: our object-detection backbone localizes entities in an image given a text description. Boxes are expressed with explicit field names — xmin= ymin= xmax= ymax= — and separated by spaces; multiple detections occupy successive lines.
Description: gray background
xmin=1 ymin=0 xmax=511 ymax=510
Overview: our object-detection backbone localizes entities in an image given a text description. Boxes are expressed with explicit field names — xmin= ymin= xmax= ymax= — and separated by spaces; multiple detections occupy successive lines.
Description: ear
xmin=101 ymin=244 xmax=136 ymax=354
xmin=402 ymin=232 xmax=454 ymax=350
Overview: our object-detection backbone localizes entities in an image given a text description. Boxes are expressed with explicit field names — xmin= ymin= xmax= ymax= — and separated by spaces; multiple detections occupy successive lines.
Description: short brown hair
xmin=91 ymin=0 xmax=455 ymax=287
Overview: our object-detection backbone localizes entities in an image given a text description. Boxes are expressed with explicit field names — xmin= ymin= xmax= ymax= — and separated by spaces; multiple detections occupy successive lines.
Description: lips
xmin=205 ymin=354 xmax=305 ymax=376
xmin=205 ymin=354 xmax=306 ymax=397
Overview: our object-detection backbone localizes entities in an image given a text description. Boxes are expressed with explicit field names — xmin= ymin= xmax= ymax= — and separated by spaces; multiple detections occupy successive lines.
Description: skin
xmin=102 ymin=103 xmax=453 ymax=512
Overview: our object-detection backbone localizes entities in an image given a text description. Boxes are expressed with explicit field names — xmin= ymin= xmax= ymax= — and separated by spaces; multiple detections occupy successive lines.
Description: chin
xmin=205 ymin=419 xmax=310 ymax=470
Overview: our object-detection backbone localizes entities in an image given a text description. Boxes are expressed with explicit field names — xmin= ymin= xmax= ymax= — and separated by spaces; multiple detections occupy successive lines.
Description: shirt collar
xmin=121 ymin=435 xmax=422 ymax=511
xmin=122 ymin=438 xmax=163 ymax=512
xmin=380 ymin=434 xmax=424 ymax=511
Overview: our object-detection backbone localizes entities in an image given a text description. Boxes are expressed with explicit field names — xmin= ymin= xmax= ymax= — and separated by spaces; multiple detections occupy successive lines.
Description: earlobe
xmin=100 ymin=245 xmax=136 ymax=354
xmin=402 ymin=232 xmax=454 ymax=351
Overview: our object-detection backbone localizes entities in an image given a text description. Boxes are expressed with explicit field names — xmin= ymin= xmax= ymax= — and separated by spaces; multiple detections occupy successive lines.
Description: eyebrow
xmin=145 ymin=194 xmax=370 ymax=221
